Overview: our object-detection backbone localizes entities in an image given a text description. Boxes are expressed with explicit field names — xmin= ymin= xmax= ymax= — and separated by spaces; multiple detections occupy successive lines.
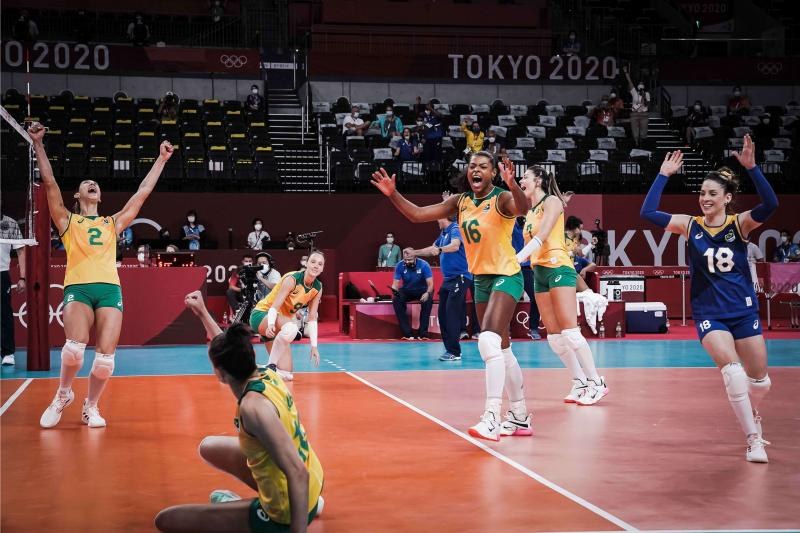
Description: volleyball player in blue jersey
xmin=640 ymin=135 xmax=778 ymax=462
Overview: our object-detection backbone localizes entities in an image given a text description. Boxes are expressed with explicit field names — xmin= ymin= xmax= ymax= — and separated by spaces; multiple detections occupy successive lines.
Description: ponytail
xmin=208 ymin=322 xmax=257 ymax=381
xmin=527 ymin=165 xmax=567 ymax=206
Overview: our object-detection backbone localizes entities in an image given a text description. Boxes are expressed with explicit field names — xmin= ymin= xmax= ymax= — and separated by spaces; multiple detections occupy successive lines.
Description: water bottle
xmin=222 ymin=312 xmax=228 ymax=326
xmin=615 ymin=321 xmax=622 ymax=338
xmin=598 ymin=322 xmax=605 ymax=338
xmin=665 ymin=317 xmax=671 ymax=331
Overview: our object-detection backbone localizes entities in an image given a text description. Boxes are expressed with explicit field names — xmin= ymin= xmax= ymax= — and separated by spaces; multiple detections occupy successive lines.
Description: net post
xmin=26 ymin=162 xmax=51 ymax=370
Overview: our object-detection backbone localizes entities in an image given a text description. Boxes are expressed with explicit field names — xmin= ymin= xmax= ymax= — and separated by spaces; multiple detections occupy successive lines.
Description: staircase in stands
xmin=647 ymin=115 xmax=712 ymax=191
xmin=267 ymin=89 xmax=328 ymax=192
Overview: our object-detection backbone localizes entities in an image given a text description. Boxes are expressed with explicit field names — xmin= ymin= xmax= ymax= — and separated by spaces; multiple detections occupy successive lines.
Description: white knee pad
xmin=477 ymin=331 xmax=503 ymax=363
xmin=748 ymin=374 xmax=771 ymax=394
xmin=277 ymin=322 xmax=299 ymax=343
xmin=561 ymin=327 xmax=589 ymax=351
xmin=91 ymin=353 xmax=115 ymax=380
xmin=61 ymin=340 xmax=86 ymax=367
xmin=721 ymin=362 xmax=748 ymax=402
xmin=547 ymin=333 xmax=564 ymax=354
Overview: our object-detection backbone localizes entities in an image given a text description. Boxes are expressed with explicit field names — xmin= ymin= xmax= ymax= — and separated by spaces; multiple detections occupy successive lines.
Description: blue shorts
xmin=695 ymin=313 xmax=762 ymax=341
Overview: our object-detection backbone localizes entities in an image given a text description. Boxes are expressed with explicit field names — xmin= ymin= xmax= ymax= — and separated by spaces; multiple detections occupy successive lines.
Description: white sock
xmin=502 ymin=347 xmax=525 ymax=405
xmin=547 ymin=333 xmax=586 ymax=381
xmin=722 ymin=363 xmax=758 ymax=436
xmin=748 ymin=375 xmax=771 ymax=413
xmin=562 ymin=328 xmax=600 ymax=381
xmin=478 ymin=331 xmax=504 ymax=414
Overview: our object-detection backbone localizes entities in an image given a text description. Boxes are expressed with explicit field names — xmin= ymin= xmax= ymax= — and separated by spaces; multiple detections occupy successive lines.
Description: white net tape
xmin=0 ymin=104 xmax=37 ymax=245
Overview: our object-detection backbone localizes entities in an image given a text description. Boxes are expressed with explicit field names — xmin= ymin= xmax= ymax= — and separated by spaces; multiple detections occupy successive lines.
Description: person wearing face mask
xmin=483 ymin=129 xmax=502 ymax=155
xmin=343 ymin=105 xmax=370 ymax=136
xmin=245 ymin=84 xmax=264 ymax=112
xmin=136 ymin=244 xmax=151 ymax=267
xmin=394 ymin=128 xmax=420 ymax=162
xmin=773 ymin=230 xmax=800 ymax=263
xmin=182 ymin=210 xmax=205 ymax=251
xmin=728 ymin=85 xmax=751 ymax=115
xmin=461 ymin=118 xmax=485 ymax=154
xmin=247 ymin=218 xmax=271 ymax=250
xmin=686 ymin=100 xmax=709 ymax=143
xmin=561 ymin=30 xmax=581 ymax=56
xmin=376 ymin=105 xmax=403 ymax=139
xmin=255 ymin=252 xmax=281 ymax=300
xmin=421 ymin=104 xmax=443 ymax=162
xmin=227 ymin=254 xmax=255 ymax=313
xmin=391 ymin=248 xmax=434 ymax=340
xmin=377 ymin=232 xmax=402 ymax=267
xmin=624 ymin=65 xmax=650 ymax=146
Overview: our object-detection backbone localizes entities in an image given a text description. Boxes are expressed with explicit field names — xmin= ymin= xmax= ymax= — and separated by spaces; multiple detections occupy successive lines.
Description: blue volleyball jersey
xmin=687 ymin=214 xmax=758 ymax=319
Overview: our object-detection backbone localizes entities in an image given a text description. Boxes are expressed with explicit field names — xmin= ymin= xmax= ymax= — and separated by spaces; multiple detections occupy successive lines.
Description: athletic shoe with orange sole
xmin=564 ymin=378 xmax=588 ymax=403
xmin=468 ymin=410 xmax=501 ymax=441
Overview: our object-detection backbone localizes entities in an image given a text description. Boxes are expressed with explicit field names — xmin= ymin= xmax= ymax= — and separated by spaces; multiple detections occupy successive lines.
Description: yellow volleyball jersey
xmin=254 ymin=271 xmax=322 ymax=317
xmin=523 ymin=195 xmax=573 ymax=269
xmin=456 ymin=187 xmax=520 ymax=276
xmin=61 ymin=214 xmax=120 ymax=287
xmin=235 ymin=370 xmax=324 ymax=524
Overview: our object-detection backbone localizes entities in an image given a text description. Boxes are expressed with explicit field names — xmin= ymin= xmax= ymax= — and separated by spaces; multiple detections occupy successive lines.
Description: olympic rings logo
xmin=220 ymin=54 xmax=248 ymax=69
xmin=12 ymin=283 xmax=65 ymax=328
xmin=516 ymin=311 xmax=529 ymax=328
xmin=756 ymin=62 xmax=782 ymax=76
xmin=653 ymin=269 xmax=664 ymax=276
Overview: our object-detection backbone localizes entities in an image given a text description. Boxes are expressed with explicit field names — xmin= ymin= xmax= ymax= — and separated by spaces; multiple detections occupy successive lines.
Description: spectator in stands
xmin=255 ymin=252 xmax=280 ymax=300
xmin=158 ymin=92 xmax=178 ymax=121
xmin=391 ymin=248 xmax=434 ymax=340
xmin=484 ymin=129 xmax=502 ymax=156
xmin=410 ymin=215 xmax=471 ymax=360
xmin=246 ymin=85 xmax=263 ymax=112
xmin=72 ymin=10 xmax=94 ymax=44
xmin=136 ymin=244 xmax=151 ymax=267
xmin=461 ymin=118 xmax=485 ymax=154
xmin=624 ymin=65 xmax=650 ymax=146
xmin=247 ymin=218 xmax=270 ymax=250
xmin=127 ymin=12 xmax=150 ymax=47
xmin=376 ymin=105 xmax=403 ymax=139
xmin=165 ymin=244 xmax=179 ymax=253
xmin=590 ymin=101 xmax=615 ymax=127
xmin=395 ymin=127 xmax=420 ymax=162
xmin=182 ymin=210 xmax=205 ymax=251
xmin=378 ymin=232 xmax=402 ymax=267
xmin=561 ymin=30 xmax=581 ymax=56
xmin=226 ymin=254 xmax=254 ymax=312
xmin=12 ymin=10 xmax=39 ymax=43
xmin=118 ymin=226 xmax=133 ymax=251
xmin=210 ymin=0 xmax=226 ymax=23
xmin=343 ymin=105 xmax=370 ymax=137
xmin=753 ymin=114 xmax=778 ymax=141
xmin=773 ymin=230 xmax=800 ymax=263
xmin=1 ymin=213 xmax=27 ymax=366
xmin=421 ymin=105 xmax=444 ymax=162
xmin=728 ymin=86 xmax=751 ymax=115
xmin=686 ymin=100 xmax=709 ymax=143
xmin=746 ymin=241 xmax=764 ymax=291
xmin=159 ymin=228 xmax=174 ymax=250
xmin=413 ymin=95 xmax=427 ymax=117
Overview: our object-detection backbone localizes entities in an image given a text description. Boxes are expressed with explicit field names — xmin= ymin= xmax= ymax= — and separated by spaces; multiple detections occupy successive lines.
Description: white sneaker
xmin=276 ymin=369 xmax=294 ymax=382
xmin=81 ymin=399 xmax=106 ymax=428
xmin=576 ymin=376 xmax=608 ymax=406
xmin=468 ymin=410 xmax=501 ymax=442
xmin=209 ymin=489 xmax=242 ymax=503
xmin=746 ymin=435 xmax=770 ymax=463
xmin=563 ymin=378 xmax=588 ymax=403
xmin=40 ymin=389 xmax=75 ymax=428
xmin=1 ymin=354 xmax=15 ymax=366
xmin=500 ymin=410 xmax=533 ymax=437
xmin=315 ymin=495 xmax=325 ymax=518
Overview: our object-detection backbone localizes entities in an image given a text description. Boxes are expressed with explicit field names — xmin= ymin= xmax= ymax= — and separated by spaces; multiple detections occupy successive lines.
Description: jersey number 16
xmin=703 ymin=247 xmax=734 ymax=274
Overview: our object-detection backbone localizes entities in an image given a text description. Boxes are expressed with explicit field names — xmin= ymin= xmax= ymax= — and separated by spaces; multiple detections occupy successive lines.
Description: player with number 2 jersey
xmin=641 ymin=136 xmax=778 ymax=463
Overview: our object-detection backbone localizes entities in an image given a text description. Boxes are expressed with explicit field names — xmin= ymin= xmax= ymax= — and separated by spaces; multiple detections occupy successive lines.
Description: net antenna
xmin=0 ymin=105 xmax=37 ymax=246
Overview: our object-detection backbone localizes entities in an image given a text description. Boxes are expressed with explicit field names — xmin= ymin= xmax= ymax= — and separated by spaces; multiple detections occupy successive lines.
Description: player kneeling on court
xmin=155 ymin=291 xmax=324 ymax=533
xmin=249 ymin=250 xmax=325 ymax=381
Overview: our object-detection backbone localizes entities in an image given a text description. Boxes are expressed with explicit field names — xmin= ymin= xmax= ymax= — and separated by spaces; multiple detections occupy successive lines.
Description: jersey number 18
xmin=703 ymin=247 xmax=734 ymax=273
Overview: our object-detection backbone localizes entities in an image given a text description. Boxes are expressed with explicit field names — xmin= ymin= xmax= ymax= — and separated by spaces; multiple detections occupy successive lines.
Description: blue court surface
xmin=2 ymin=339 xmax=798 ymax=379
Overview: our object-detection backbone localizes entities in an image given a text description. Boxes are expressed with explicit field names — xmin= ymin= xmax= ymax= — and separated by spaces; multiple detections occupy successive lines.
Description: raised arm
xmin=640 ymin=151 xmax=692 ymax=237
xmin=623 ymin=65 xmax=634 ymax=91
xmin=184 ymin=290 xmax=223 ymax=339
xmin=114 ymin=141 xmax=173 ymax=232
xmin=28 ymin=123 xmax=70 ymax=234
xmin=371 ymin=167 xmax=459 ymax=222
xmin=732 ymin=135 xmax=778 ymax=237
xmin=497 ymin=156 xmax=529 ymax=217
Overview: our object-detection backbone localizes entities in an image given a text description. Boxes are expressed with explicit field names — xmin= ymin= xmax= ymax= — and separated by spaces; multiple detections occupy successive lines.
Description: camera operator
xmin=590 ymin=219 xmax=610 ymax=266
xmin=255 ymin=252 xmax=281 ymax=300
xmin=226 ymin=254 xmax=254 ymax=313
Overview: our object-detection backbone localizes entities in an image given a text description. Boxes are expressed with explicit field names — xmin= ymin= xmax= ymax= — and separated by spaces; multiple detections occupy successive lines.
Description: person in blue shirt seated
xmin=376 ymin=105 xmax=403 ymax=139
xmin=773 ymin=229 xmax=800 ymax=263
xmin=391 ymin=248 xmax=434 ymax=340
xmin=411 ymin=215 xmax=471 ymax=361
xmin=512 ymin=217 xmax=542 ymax=340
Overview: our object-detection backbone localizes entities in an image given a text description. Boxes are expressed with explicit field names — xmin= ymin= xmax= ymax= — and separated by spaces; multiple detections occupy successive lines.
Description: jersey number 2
xmin=461 ymin=220 xmax=481 ymax=244
xmin=87 ymin=228 xmax=103 ymax=246
xmin=703 ymin=247 xmax=734 ymax=273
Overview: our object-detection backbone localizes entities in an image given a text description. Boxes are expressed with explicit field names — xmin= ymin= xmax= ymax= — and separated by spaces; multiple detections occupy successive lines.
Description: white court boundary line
xmin=344 ymin=369 xmax=638 ymax=532
xmin=0 ymin=378 xmax=33 ymax=416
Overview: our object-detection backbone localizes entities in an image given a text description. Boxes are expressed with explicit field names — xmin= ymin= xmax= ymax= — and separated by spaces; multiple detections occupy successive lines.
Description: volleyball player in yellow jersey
xmin=516 ymin=167 xmax=608 ymax=406
xmin=249 ymin=251 xmax=325 ymax=382
xmin=29 ymin=122 xmax=174 ymax=428
xmin=372 ymin=152 xmax=533 ymax=441
xmin=156 ymin=291 xmax=323 ymax=533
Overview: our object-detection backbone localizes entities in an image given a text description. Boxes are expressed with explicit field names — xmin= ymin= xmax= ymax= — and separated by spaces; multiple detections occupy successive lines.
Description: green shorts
xmin=248 ymin=498 xmax=319 ymax=532
xmin=473 ymin=272 xmax=524 ymax=303
xmin=63 ymin=283 xmax=123 ymax=312
xmin=250 ymin=309 xmax=268 ymax=334
xmin=533 ymin=265 xmax=577 ymax=293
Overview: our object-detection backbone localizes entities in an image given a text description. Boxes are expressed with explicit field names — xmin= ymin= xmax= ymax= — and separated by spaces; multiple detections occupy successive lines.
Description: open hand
xmin=159 ymin=140 xmax=174 ymax=161
xmin=184 ymin=290 xmax=206 ymax=315
xmin=371 ymin=167 xmax=397 ymax=196
xmin=310 ymin=347 xmax=320 ymax=367
xmin=499 ymin=156 xmax=516 ymax=186
xmin=15 ymin=279 xmax=26 ymax=293
xmin=659 ymin=150 xmax=683 ymax=177
xmin=732 ymin=134 xmax=756 ymax=170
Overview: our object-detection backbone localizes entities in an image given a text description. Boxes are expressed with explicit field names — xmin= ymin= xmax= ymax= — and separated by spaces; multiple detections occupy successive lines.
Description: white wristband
xmin=306 ymin=320 xmax=318 ymax=348
xmin=516 ymin=236 xmax=542 ymax=264
xmin=267 ymin=308 xmax=278 ymax=328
